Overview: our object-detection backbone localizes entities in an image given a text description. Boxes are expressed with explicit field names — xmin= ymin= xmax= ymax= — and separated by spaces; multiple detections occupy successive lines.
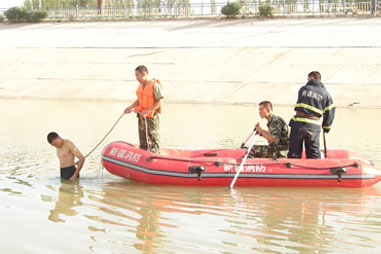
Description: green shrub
xmin=0 ymin=15 xmax=4 ymax=23
xmin=4 ymin=7 xmax=30 ymax=22
xmin=4 ymin=7 xmax=47 ymax=23
xmin=258 ymin=3 xmax=274 ymax=18
xmin=29 ymin=10 xmax=48 ymax=22
xmin=221 ymin=1 xmax=242 ymax=17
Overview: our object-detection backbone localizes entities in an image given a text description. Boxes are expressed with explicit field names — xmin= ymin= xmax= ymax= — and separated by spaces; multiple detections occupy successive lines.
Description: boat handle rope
xmin=146 ymin=156 xmax=360 ymax=171
xmin=285 ymin=162 xmax=359 ymax=170
xmin=146 ymin=156 xmax=223 ymax=166
xmin=84 ymin=113 xmax=124 ymax=159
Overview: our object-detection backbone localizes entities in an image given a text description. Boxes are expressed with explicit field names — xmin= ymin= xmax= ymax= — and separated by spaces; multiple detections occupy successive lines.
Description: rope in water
xmin=84 ymin=113 xmax=124 ymax=159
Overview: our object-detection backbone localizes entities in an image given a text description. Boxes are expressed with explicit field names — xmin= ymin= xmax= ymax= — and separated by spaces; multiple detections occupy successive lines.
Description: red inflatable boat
xmin=101 ymin=141 xmax=381 ymax=188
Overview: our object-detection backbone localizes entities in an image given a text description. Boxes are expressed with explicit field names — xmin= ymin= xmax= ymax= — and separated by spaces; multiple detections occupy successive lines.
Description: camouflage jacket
xmin=267 ymin=114 xmax=289 ymax=151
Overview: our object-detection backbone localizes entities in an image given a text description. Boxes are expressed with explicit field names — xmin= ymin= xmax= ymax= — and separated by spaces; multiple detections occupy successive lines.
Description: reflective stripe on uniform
xmin=324 ymin=103 xmax=335 ymax=113
xmin=291 ymin=116 xmax=320 ymax=126
xmin=322 ymin=125 xmax=331 ymax=130
xmin=295 ymin=103 xmax=323 ymax=115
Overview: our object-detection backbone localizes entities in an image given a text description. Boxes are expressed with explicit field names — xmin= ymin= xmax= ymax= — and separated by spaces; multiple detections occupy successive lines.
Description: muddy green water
xmin=0 ymin=99 xmax=380 ymax=253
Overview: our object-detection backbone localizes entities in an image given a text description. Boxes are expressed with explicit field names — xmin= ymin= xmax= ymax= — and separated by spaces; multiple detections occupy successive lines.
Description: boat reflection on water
xmin=227 ymin=187 xmax=381 ymax=251
xmin=72 ymin=180 xmax=381 ymax=253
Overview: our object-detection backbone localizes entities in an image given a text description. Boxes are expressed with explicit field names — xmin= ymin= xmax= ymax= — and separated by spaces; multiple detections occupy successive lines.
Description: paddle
xmin=240 ymin=129 xmax=256 ymax=148
xmin=229 ymin=132 xmax=258 ymax=189
xmin=323 ymin=131 xmax=327 ymax=159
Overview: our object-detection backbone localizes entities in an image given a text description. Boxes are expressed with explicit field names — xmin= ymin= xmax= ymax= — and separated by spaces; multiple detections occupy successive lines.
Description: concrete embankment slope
xmin=1 ymin=19 xmax=381 ymax=107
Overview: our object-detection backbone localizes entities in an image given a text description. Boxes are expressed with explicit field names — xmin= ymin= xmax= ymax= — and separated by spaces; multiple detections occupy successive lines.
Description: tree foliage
xmin=24 ymin=0 xmax=94 ymax=9
xmin=22 ymin=0 xmax=192 ymax=9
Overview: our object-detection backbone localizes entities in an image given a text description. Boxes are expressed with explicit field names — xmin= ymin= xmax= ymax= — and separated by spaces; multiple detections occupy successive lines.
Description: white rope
xmin=84 ymin=113 xmax=124 ymax=159
xmin=144 ymin=115 xmax=151 ymax=151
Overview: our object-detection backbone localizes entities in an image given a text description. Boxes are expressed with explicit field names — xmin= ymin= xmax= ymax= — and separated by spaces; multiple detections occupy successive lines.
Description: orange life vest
xmin=135 ymin=79 xmax=162 ymax=118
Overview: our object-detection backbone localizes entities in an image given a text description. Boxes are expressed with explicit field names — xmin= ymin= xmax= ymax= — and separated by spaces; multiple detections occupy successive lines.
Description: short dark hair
xmin=47 ymin=132 xmax=59 ymax=144
xmin=308 ymin=71 xmax=321 ymax=80
xmin=259 ymin=100 xmax=273 ymax=111
xmin=135 ymin=65 xmax=148 ymax=74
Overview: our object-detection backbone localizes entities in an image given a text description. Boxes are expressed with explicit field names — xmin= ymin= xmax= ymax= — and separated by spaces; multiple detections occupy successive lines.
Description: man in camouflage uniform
xmin=248 ymin=101 xmax=289 ymax=158
xmin=138 ymin=113 xmax=160 ymax=153
xmin=124 ymin=65 xmax=163 ymax=154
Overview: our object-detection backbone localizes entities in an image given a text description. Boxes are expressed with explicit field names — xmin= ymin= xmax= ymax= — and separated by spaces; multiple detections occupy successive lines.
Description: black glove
xmin=323 ymin=128 xmax=330 ymax=133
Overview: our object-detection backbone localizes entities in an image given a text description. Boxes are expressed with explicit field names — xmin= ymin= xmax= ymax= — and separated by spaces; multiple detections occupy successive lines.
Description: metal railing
xmin=0 ymin=1 xmax=379 ymax=21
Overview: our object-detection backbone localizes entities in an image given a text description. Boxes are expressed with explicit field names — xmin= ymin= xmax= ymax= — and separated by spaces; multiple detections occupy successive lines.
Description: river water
xmin=0 ymin=99 xmax=380 ymax=253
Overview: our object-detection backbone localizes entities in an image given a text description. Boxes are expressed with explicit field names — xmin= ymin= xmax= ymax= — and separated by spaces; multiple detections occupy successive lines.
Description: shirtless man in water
xmin=47 ymin=132 xmax=85 ymax=180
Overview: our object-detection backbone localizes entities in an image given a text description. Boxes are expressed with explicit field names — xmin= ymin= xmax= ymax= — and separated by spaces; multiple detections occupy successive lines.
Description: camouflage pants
xmin=138 ymin=114 xmax=160 ymax=153
xmin=248 ymin=145 xmax=287 ymax=159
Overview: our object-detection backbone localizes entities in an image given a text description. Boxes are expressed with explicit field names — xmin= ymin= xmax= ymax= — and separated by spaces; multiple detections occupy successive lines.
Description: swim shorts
xmin=60 ymin=165 xmax=78 ymax=180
